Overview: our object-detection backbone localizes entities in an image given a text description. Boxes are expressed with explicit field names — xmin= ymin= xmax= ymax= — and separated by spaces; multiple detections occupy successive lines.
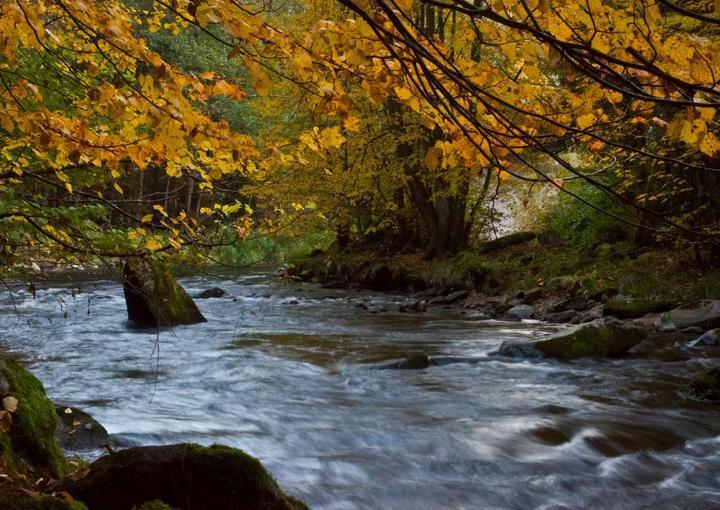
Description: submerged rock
xmin=656 ymin=300 xmax=720 ymax=331
xmin=0 ymin=357 xmax=67 ymax=477
xmin=197 ymin=287 xmax=226 ymax=299
xmin=690 ymin=366 xmax=720 ymax=400
xmin=58 ymin=444 xmax=308 ymax=510
xmin=54 ymin=405 xmax=110 ymax=453
xmin=498 ymin=320 xmax=647 ymax=360
xmin=399 ymin=299 xmax=427 ymax=313
xmin=379 ymin=354 xmax=432 ymax=370
xmin=123 ymin=259 xmax=206 ymax=328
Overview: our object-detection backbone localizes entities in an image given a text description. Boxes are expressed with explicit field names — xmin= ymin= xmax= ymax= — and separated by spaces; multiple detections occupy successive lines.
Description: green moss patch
xmin=0 ymin=357 xmax=67 ymax=477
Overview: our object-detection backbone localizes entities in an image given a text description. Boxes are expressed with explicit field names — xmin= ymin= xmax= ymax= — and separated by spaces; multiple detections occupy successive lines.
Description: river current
xmin=0 ymin=271 xmax=719 ymax=509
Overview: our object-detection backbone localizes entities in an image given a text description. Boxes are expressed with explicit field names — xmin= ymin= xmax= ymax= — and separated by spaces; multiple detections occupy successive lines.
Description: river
xmin=1 ymin=271 xmax=719 ymax=509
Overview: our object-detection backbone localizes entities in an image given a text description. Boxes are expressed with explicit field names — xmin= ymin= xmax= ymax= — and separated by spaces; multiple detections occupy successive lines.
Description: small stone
xmin=2 ymin=396 xmax=18 ymax=413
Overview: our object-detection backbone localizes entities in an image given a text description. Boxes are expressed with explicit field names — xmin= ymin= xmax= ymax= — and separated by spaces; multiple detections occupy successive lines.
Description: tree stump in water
xmin=123 ymin=259 xmax=206 ymax=328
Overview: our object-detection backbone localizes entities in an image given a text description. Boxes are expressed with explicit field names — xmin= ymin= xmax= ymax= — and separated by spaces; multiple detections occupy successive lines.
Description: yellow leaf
xmin=425 ymin=147 xmax=442 ymax=170
xmin=344 ymin=116 xmax=361 ymax=132
xmin=498 ymin=170 xmax=511 ymax=180
xmin=394 ymin=86 xmax=413 ymax=101
xmin=64 ymin=182 xmax=73 ymax=193
xmin=395 ymin=0 xmax=413 ymax=11
xmin=145 ymin=238 xmax=163 ymax=252
xmin=141 ymin=214 xmax=153 ymax=223
xmin=319 ymin=126 xmax=346 ymax=149
xmin=113 ymin=183 xmax=123 ymax=194
xmin=576 ymin=113 xmax=596 ymax=130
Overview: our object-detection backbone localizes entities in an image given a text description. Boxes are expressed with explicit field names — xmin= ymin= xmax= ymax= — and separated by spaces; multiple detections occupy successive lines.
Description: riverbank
xmin=289 ymin=233 xmax=720 ymax=317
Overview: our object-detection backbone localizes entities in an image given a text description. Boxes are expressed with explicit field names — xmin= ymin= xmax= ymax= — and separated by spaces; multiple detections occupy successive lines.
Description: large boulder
xmin=123 ymin=259 xmax=206 ymax=328
xmin=498 ymin=320 xmax=647 ymax=360
xmin=0 ymin=357 xmax=67 ymax=477
xmin=656 ymin=300 xmax=720 ymax=331
xmin=58 ymin=444 xmax=308 ymax=510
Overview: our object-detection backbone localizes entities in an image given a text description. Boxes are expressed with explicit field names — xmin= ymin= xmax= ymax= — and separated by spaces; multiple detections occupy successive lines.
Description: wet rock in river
xmin=123 ymin=259 xmax=206 ymax=328
xmin=428 ymin=290 xmax=468 ymax=305
xmin=656 ymin=300 xmax=720 ymax=331
xmin=55 ymin=405 xmax=110 ymax=453
xmin=543 ymin=310 xmax=577 ymax=323
xmin=505 ymin=304 xmax=534 ymax=320
xmin=690 ymin=366 xmax=720 ymax=400
xmin=399 ymin=299 xmax=427 ymax=313
xmin=577 ymin=303 xmax=603 ymax=324
xmin=379 ymin=354 xmax=432 ymax=370
xmin=689 ymin=329 xmax=720 ymax=348
xmin=57 ymin=443 xmax=308 ymax=510
xmin=197 ymin=287 xmax=226 ymax=299
xmin=498 ymin=319 xmax=647 ymax=360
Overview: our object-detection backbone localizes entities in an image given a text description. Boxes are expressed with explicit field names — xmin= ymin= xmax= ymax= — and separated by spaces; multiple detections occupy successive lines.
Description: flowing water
xmin=0 ymin=271 xmax=719 ymax=509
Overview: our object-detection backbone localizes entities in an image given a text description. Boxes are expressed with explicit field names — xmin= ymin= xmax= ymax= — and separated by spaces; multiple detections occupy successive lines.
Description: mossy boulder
xmin=498 ymin=320 xmax=647 ymax=360
xmin=123 ymin=259 xmax=206 ymax=328
xmin=0 ymin=492 xmax=87 ymax=510
xmin=57 ymin=444 xmax=308 ymax=510
xmin=0 ymin=357 xmax=67 ymax=477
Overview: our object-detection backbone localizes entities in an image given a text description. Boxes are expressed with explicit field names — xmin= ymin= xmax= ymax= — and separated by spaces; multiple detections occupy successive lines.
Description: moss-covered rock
xmin=123 ymin=259 xmax=206 ymax=328
xmin=0 ymin=357 xmax=67 ymax=477
xmin=498 ymin=320 xmax=647 ymax=360
xmin=58 ymin=444 xmax=308 ymax=510
xmin=0 ymin=492 xmax=87 ymax=510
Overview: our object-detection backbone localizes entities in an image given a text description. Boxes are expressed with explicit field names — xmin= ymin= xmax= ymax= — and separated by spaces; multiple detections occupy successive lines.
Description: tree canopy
xmin=1 ymin=0 xmax=719 ymax=266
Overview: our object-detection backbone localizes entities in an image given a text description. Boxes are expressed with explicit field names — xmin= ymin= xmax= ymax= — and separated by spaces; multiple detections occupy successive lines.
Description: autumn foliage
xmin=1 ymin=0 xmax=720 ymax=265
